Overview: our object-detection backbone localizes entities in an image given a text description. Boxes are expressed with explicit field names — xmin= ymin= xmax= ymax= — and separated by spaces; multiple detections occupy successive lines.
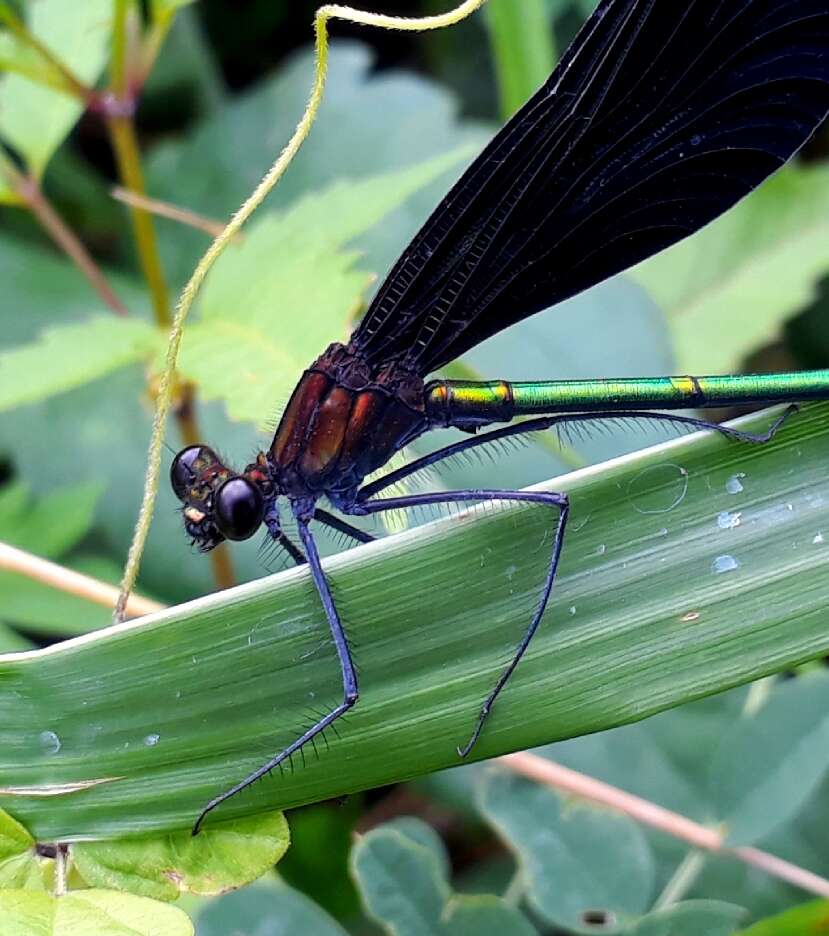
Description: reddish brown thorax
xmin=270 ymin=342 xmax=427 ymax=500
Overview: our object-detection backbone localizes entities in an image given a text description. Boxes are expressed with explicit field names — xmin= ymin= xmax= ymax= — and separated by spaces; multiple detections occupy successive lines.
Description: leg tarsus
xmin=192 ymin=692 xmax=357 ymax=836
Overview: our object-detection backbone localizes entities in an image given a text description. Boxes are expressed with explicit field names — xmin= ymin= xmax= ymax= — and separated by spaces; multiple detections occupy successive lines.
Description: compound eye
xmin=170 ymin=445 xmax=216 ymax=501
xmin=214 ymin=477 xmax=265 ymax=541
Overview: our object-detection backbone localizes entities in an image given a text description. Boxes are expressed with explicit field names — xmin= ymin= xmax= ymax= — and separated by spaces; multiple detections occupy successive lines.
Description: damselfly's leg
xmin=358 ymin=406 xmax=798 ymax=501
xmin=343 ymin=487 xmax=569 ymax=758
xmin=314 ymin=508 xmax=375 ymax=544
xmin=260 ymin=508 xmax=374 ymax=569
xmin=193 ymin=518 xmax=358 ymax=835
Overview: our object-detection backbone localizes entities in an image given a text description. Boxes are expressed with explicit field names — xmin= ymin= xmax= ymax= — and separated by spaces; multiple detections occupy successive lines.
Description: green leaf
xmin=479 ymin=770 xmax=654 ymax=932
xmin=484 ymin=0 xmax=555 ymax=119
xmin=196 ymin=877 xmax=349 ymax=936
xmin=0 ymin=233 xmax=146 ymax=347
xmin=0 ymin=888 xmax=194 ymax=935
xmin=350 ymin=819 xmax=534 ymax=936
xmin=0 ymin=808 xmax=35 ymax=858
xmin=2 ymin=405 xmax=829 ymax=840
xmin=0 ymin=482 xmax=102 ymax=557
xmin=739 ymin=900 xmax=829 ymax=935
xmin=0 ymin=29 xmax=68 ymax=97
xmin=542 ymin=690 xmax=748 ymax=824
xmin=631 ymin=165 xmax=829 ymax=372
xmin=72 ymin=810 xmax=289 ymax=902
xmin=0 ymin=808 xmax=52 ymax=891
xmin=382 ymin=818 xmax=451 ymax=879
xmin=146 ymin=45 xmax=490 ymax=286
xmin=0 ymin=318 xmax=161 ymax=413
xmin=351 ymin=825 xmax=450 ymax=935
xmin=626 ymin=900 xmax=747 ymax=936
xmin=442 ymin=895 xmax=538 ymax=936
xmin=179 ymin=151 xmax=472 ymax=427
xmin=708 ymin=673 xmax=829 ymax=846
xmin=0 ymin=0 xmax=112 ymax=177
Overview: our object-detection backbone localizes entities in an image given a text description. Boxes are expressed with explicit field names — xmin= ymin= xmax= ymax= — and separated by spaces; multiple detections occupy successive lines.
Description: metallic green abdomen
xmin=425 ymin=371 xmax=829 ymax=428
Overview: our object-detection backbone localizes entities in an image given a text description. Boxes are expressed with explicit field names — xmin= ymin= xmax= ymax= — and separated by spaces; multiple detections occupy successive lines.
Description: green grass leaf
xmin=631 ymin=165 xmax=829 ymax=372
xmin=0 ymin=318 xmax=161 ymax=413
xmin=0 ymin=0 xmax=112 ymax=177
xmin=179 ymin=151 xmax=473 ymax=427
xmin=1 ymin=405 xmax=829 ymax=841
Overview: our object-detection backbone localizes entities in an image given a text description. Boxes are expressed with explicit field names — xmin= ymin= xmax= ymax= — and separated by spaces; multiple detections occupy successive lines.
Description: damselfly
xmin=171 ymin=0 xmax=829 ymax=833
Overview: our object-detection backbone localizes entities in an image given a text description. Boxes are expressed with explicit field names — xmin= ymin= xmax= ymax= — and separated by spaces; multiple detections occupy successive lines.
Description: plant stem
xmin=106 ymin=3 xmax=234 ymax=594
xmin=501 ymin=752 xmax=829 ymax=898
xmin=111 ymin=186 xmax=227 ymax=237
xmin=652 ymin=849 xmax=708 ymax=910
xmin=106 ymin=116 xmax=169 ymax=326
xmin=0 ymin=542 xmax=163 ymax=620
xmin=54 ymin=844 xmax=67 ymax=897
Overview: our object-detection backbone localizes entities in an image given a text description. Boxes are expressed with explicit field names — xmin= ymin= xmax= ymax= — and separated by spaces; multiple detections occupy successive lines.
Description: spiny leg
xmin=193 ymin=518 xmax=358 ymax=835
xmin=344 ymin=487 xmax=568 ymax=759
xmin=259 ymin=508 xmax=374 ymax=569
xmin=358 ymin=405 xmax=798 ymax=501
xmin=314 ymin=508 xmax=376 ymax=544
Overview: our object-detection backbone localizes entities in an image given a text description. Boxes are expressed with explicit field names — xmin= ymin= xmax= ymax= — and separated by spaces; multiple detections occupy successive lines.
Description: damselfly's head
xmin=170 ymin=445 xmax=272 ymax=551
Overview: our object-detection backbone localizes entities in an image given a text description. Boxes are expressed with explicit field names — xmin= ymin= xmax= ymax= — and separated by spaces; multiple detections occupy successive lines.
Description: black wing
xmin=349 ymin=0 xmax=829 ymax=375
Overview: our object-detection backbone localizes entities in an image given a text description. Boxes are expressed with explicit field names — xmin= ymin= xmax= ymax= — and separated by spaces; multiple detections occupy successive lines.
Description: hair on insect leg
xmin=318 ymin=726 xmax=330 ymax=753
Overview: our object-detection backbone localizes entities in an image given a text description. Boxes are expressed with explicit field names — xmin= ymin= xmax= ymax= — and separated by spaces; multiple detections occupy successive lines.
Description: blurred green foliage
xmin=0 ymin=0 xmax=828 ymax=933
